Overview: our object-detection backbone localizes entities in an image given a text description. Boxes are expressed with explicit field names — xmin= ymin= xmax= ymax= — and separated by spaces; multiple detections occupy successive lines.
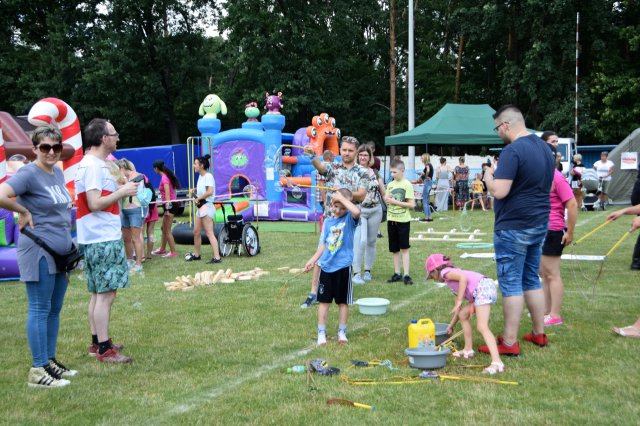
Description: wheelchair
xmin=217 ymin=203 xmax=260 ymax=257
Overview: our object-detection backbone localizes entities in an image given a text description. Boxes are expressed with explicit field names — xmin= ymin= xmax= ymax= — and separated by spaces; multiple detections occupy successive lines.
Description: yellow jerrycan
xmin=407 ymin=318 xmax=436 ymax=348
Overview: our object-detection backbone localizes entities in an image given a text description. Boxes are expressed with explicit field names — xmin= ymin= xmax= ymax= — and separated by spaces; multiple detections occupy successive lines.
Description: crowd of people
xmin=5 ymin=105 xmax=639 ymax=387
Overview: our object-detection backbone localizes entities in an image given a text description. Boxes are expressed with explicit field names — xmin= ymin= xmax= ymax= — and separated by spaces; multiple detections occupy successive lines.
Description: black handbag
xmin=21 ymin=228 xmax=83 ymax=273
xmin=378 ymin=188 xmax=388 ymax=223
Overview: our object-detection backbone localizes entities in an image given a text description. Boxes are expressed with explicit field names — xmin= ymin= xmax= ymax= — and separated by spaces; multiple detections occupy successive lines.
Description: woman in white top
xmin=435 ymin=157 xmax=454 ymax=212
xmin=185 ymin=154 xmax=221 ymax=263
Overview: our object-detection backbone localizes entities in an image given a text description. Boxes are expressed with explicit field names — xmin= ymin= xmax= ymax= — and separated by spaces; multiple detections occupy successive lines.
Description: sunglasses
xmin=37 ymin=143 xmax=63 ymax=154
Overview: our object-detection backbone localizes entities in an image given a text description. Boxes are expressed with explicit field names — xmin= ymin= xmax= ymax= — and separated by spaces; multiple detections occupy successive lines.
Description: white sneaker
xmin=317 ymin=333 xmax=327 ymax=346
xmin=338 ymin=330 xmax=348 ymax=343
xmin=363 ymin=271 xmax=372 ymax=282
xmin=130 ymin=264 xmax=143 ymax=273
xmin=49 ymin=358 xmax=77 ymax=378
xmin=352 ymin=273 xmax=365 ymax=285
xmin=28 ymin=366 xmax=71 ymax=388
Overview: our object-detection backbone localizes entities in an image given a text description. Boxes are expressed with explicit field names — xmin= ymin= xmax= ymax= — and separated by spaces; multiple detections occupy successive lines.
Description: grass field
xmin=1 ymin=207 xmax=639 ymax=425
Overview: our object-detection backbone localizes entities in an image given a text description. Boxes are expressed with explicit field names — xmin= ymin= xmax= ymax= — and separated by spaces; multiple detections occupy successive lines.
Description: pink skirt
xmin=144 ymin=204 xmax=159 ymax=223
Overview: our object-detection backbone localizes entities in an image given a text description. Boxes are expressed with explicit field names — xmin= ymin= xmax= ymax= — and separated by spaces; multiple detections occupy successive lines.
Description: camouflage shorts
xmin=84 ymin=240 xmax=129 ymax=294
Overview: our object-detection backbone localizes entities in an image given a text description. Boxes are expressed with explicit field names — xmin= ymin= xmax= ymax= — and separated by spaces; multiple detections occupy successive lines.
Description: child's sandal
xmin=483 ymin=362 xmax=505 ymax=375
xmin=452 ymin=350 xmax=475 ymax=359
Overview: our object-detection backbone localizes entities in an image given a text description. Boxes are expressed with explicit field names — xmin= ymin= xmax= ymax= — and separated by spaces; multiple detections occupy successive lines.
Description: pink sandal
xmin=483 ymin=361 xmax=505 ymax=375
xmin=452 ymin=350 xmax=475 ymax=359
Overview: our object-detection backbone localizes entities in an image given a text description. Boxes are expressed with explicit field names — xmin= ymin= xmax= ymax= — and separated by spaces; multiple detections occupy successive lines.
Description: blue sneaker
xmin=300 ymin=295 xmax=318 ymax=309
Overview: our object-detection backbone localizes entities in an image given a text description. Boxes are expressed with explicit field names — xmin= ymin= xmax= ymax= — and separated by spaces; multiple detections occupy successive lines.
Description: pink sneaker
xmin=544 ymin=315 xmax=563 ymax=326
xmin=151 ymin=249 xmax=167 ymax=256
xmin=96 ymin=347 xmax=133 ymax=364
xmin=88 ymin=339 xmax=124 ymax=356
xmin=162 ymin=252 xmax=177 ymax=258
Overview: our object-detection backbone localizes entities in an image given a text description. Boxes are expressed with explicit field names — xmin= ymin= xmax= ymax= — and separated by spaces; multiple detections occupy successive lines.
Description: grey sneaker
xmin=352 ymin=273 xmax=365 ymax=285
xmin=363 ymin=271 xmax=372 ymax=282
xmin=28 ymin=366 xmax=71 ymax=388
xmin=300 ymin=295 xmax=318 ymax=309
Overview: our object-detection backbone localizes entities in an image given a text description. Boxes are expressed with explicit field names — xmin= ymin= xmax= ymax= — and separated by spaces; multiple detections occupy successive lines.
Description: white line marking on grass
xmin=155 ymin=286 xmax=438 ymax=422
xmin=565 ymin=290 xmax=640 ymax=299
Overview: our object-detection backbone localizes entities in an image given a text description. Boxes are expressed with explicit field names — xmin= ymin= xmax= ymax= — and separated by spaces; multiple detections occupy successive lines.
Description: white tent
xmin=608 ymin=128 xmax=640 ymax=205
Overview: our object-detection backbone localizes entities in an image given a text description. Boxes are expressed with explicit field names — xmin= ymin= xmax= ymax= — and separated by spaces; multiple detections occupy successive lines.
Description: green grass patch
xmin=1 ymin=208 xmax=639 ymax=424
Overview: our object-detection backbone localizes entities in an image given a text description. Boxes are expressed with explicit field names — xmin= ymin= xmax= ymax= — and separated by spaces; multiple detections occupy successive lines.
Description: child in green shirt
xmin=384 ymin=160 xmax=416 ymax=285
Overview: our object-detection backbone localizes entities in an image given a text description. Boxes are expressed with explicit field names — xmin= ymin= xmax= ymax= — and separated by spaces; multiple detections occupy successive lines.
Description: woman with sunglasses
xmin=0 ymin=125 xmax=75 ymax=388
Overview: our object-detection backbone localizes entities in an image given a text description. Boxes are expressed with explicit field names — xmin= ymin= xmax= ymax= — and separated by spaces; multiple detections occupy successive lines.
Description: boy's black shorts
xmin=542 ymin=230 xmax=566 ymax=257
xmin=387 ymin=221 xmax=411 ymax=252
xmin=317 ymin=266 xmax=353 ymax=305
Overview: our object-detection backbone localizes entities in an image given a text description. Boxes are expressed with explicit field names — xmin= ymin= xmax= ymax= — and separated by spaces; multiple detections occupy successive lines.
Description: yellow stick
xmin=438 ymin=374 xmax=519 ymax=386
xmin=436 ymin=329 xmax=464 ymax=349
xmin=288 ymin=183 xmax=335 ymax=191
xmin=574 ymin=220 xmax=612 ymax=245
xmin=353 ymin=402 xmax=375 ymax=411
xmin=606 ymin=231 xmax=632 ymax=257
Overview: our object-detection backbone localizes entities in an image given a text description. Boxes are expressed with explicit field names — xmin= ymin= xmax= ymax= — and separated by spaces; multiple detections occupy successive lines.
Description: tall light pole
xmin=407 ymin=0 xmax=416 ymax=179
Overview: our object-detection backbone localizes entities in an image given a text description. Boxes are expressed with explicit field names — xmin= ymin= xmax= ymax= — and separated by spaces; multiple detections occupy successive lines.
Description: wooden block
xmin=289 ymin=268 xmax=303 ymax=274
xmin=220 ymin=278 xmax=235 ymax=284
xmin=224 ymin=269 xmax=232 ymax=278
xmin=212 ymin=270 xmax=224 ymax=284
xmin=277 ymin=266 xmax=291 ymax=271
xmin=182 ymin=286 xmax=195 ymax=291
xmin=237 ymin=275 xmax=252 ymax=281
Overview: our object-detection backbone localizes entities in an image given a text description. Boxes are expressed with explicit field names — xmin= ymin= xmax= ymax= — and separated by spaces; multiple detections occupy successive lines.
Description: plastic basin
xmin=404 ymin=346 xmax=450 ymax=369
xmin=354 ymin=298 xmax=390 ymax=315
xmin=435 ymin=322 xmax=449 ymax=346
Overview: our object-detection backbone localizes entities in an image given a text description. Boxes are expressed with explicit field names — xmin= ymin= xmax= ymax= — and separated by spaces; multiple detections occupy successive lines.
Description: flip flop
xmin=612 ymin=326 xmax=640 ymax=338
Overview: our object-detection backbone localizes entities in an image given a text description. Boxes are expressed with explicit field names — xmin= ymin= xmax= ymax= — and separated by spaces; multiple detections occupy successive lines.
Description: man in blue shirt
xmin=480 ymin=105 xmax=555 ymax=356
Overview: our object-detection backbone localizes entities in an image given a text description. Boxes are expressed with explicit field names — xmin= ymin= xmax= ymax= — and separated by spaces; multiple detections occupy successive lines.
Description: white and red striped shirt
xmin=74 ymin=155 xmax=122 ymax=244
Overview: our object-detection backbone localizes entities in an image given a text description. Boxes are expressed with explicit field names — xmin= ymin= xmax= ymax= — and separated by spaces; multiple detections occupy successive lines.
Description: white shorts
xmin=197 ymin=202 xmax=216 ymax=219
xmin=473 ymin=278 xmax=498 ymax=307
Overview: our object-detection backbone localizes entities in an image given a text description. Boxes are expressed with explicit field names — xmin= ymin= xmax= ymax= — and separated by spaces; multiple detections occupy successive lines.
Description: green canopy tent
xmin=384 ymin=103 xmax=504 ymax=146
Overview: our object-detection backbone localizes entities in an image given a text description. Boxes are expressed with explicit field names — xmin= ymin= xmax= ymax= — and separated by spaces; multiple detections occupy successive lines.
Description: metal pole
xmin=408 ymin=0 xmax=416 ymax=179
xmin=575 ymin=12 xmax=580 ymax=153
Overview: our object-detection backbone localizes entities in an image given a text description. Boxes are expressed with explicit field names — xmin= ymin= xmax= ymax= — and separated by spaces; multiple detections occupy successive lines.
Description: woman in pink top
xmin=151 ymin=160 xmax=180 ymax=257
xmin=539 ymin=170 xmax=577 ymax=326
xmin=426 ymin=254 xmax=503 ymax=375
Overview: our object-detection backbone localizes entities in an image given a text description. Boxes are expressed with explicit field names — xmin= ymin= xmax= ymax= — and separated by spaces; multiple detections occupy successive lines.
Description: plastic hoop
xmin=455 ymin=243 xmax=494 ymax=249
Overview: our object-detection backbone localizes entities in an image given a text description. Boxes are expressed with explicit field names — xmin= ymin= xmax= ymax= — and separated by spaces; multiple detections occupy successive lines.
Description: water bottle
xmin=287 ymin=365 xmax=305 ymax=373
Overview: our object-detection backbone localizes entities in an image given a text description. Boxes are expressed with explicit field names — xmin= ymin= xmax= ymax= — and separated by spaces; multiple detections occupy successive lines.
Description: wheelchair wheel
xmin=242 ymin=224 xmax=260 ymax=256
xmin=218 ymin=226 xmax=233 ymax=257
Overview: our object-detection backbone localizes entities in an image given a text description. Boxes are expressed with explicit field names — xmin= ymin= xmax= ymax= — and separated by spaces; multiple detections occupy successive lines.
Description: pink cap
xmin=425 ymin=254 xmax=450 ymax=273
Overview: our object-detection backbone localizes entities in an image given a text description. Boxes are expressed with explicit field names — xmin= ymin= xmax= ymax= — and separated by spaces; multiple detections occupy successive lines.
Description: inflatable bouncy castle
xmin=0 ymin=98 xmax=80 ymax=280
xmin=196 ymin=93 xmax=341 ymax=222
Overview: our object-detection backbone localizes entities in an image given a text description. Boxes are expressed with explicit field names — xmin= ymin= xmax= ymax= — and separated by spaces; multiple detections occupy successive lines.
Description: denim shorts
xmin=494 ymin=225 xmax=547 ymax=297
xmin=121 ymin=207 xmax=146 ymax=228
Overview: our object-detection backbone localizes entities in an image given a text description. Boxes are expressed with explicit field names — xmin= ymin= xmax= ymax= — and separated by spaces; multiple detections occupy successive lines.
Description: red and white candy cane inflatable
xmin=27 ymin=98 xmax=83 ymax=196
xmin=0 ymin=122 xmax=6 ymax=184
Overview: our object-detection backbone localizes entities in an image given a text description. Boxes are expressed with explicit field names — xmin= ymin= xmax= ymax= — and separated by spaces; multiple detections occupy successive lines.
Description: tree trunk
xmin=454 ymin=34 xmax=465 ymax=103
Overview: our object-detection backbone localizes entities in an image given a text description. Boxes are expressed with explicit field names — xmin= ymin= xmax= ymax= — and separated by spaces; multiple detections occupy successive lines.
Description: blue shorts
xmin=121 ymin=207 xmax=147 ymax=228
xmin=494 ymin=225 xmax=547 ymax=297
